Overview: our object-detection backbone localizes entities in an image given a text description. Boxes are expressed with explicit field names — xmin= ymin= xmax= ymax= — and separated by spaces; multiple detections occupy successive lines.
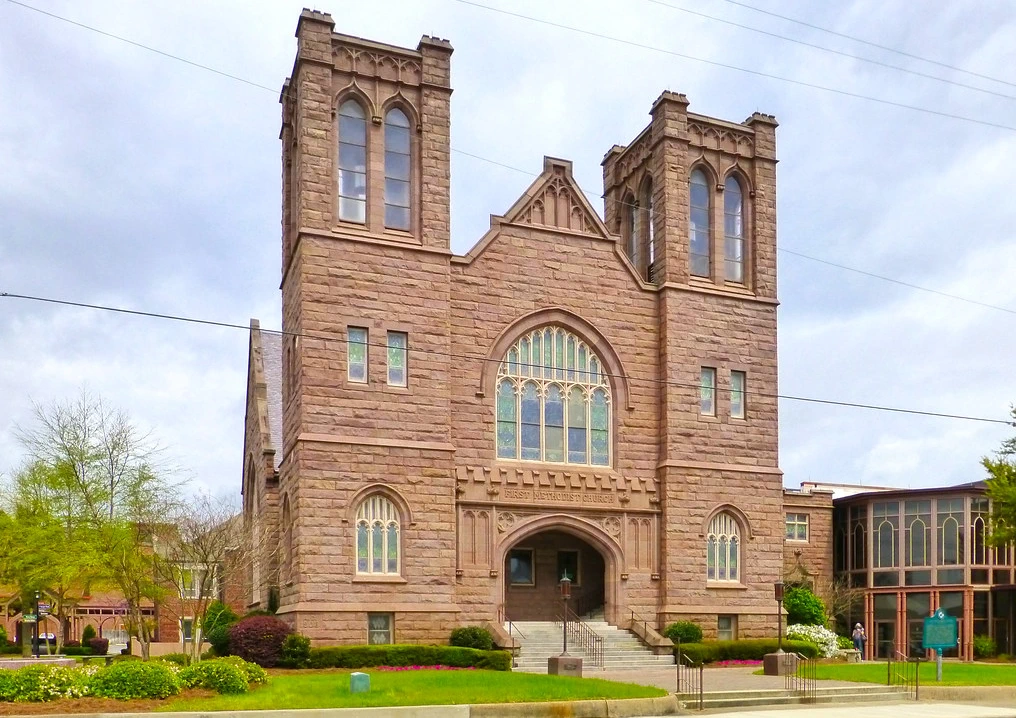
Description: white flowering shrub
xmin=786 ymin=624 xmax=839 ymax=658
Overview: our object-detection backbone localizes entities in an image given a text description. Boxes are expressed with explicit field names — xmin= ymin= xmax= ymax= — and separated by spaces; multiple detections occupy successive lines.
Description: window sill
xmin=698 ymin=414 xmax=720 ymax=423
xmin=786 ymin=539 xmax=810 ymax=544
xmin=707 ymin=581 xmax=747 ymax=590
xmin=383 ymin=384 xmax=410 ymax=394
xmin=353 ymin=575 xmax=407 ymax=584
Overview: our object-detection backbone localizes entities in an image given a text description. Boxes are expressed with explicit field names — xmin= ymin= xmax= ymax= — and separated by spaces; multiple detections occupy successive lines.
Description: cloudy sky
xmin=2 ymin=0 xmax=1014 ymax=500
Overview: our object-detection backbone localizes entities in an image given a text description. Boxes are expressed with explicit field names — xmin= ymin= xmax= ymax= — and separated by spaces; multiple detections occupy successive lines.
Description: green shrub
xmin=203 ymin=600 xmax=240 ymax=656
xmin=0 ymin=665 xmax=91 ymax=702
xmin=88 ymin=637 xmax=109 ymax=655
xmin=974 ymin=634 xmax=998 ymax=659
xmin=205 ymin=625 xmax=231 ymax=657
xmin=178 ymin=660 xmax=248 ymax=695
xmin=228 ymin=615 xmax=292 ymax=667
xmin=676 ymin=639 xmax=819 ymax=665
xmin=279 ymin=634 xmax=311 ymax=668
xmin=784 ymin=586 xmax=826 ymax=626
xmin=216 ymin=656 xmax=269 ymax=684
xmin=837 ymin=635 xmax=854 ymax=650
xmin=62 ymin=645 xmax=93 ymax=656
xmin=306 ymin=644 xmax=511 ymax=671
xmin=663 ymin=621 xmax=703 ymax=644
xmin=0 ymin=625 xmax=7 ymax=643
xmin=200 ymin=649 xmax=216 ymax=661
xmin=81 ymin=625 xmax=97 ymax=644
xmin=450 ymin=626 xmax=495 ymax=651
xmin=0 ymin=641 xmax=22 ymax=655
xmin=160 ymin=652 xmax=191 ymax=666
xmin=89 ymin=661 xmax=180 ymax=700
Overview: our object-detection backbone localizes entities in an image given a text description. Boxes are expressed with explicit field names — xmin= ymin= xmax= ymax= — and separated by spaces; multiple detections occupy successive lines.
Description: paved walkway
xmin=676 ymin=705 xmax=1016 ymax=718
xmin=595 ymin=665 xmax=864 ymax=692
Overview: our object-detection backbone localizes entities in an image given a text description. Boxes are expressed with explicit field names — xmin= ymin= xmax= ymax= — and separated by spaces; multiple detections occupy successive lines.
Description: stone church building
xmin=242 ymin=9 xmax=787 ymax=647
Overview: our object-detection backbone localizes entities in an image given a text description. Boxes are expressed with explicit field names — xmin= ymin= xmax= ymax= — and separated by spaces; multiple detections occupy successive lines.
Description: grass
xmin=158 ymin=669 xmax=667 ymax=711
xmin=813 ymin=661 xmax=1016 ymax=686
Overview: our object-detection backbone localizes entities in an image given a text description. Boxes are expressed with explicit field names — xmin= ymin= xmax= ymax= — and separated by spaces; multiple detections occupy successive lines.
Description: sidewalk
xmin=687 ymin=705 xmax=1016 ymax=718
xmin=595 ymin=665 xmax=863 ymax=692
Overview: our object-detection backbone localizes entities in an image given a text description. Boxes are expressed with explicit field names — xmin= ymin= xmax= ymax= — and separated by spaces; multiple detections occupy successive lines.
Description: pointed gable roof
xmin=501 ymin=156 xmax=610 ymax=238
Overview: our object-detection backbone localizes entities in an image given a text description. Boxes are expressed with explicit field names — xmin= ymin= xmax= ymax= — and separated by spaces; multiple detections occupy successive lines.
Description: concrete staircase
xmin=507 ymin=618 xmax=675 ymax=673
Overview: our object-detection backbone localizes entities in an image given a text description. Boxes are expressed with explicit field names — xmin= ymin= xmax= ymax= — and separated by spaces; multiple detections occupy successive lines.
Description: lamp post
xmin=559 ymin=575 xmax=571 ymax=655
xmin=33 ymin=591 xmax=40 ymax=659
xmin=774 ymin=581 xmax=785 ymax=653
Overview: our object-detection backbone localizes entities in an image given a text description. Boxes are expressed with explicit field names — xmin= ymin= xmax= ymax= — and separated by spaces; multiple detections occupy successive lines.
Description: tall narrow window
xmin=905 ymin=500 xmax=931 ymax=567
xmin=730 ymin=371 xmax=746 ymax=419
xmin=387 ymin=331 xmax=407 ymax=386
xmin=707 ymin=512 xmax=740 ymax=582
xmin=641 ymin=179 xmax=656 ymax=281
xmin=347 ymin=327 xmax=368 ymax=383
xmin=724 ymin=176 xmax=744 ymax=283
xmin=338 ymin=101 xmax=367 ymax=223
xmin=937 ymin=498 xmax=964 ymax=566
xmin=971 ymin=497 xmax=988 ymax=566
xmin=384 ymin=109 xmax=411 ymax=230
xmin=355 ymin=494 xmax=400 ymax=576
xmin=873 ymin=501 xmax=900 ymax=568
xmin=690 ymin=169 xmax=710 ymax=277
xmin=700 ymin=367 xmax=716 ymax=415
xmin=623 ymin=193 xmax=638 ymax=268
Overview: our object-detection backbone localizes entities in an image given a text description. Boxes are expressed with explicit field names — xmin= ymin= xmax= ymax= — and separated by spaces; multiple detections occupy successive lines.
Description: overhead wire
xmin=1 ymin=291 xmax=1013 ymax=428
xmin=713 ymin=0 xmax=1016 ymax=91
xmin=643 ymin=0 xmax=1016 ymax=102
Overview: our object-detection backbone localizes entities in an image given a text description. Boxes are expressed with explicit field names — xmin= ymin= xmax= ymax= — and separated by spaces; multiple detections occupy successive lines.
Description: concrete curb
xmin=919 ymin=685 xmax=1016 ymax=703
xmin=0 ymin=696 xmax=680 ymax=718
xmin=470 ymin=695 xmax=679 ymax=717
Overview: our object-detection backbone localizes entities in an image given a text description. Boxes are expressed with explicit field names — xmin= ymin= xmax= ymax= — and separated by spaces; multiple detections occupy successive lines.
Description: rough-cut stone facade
xmin=782 ymin=487 xmax=835 ymax=587
xmin=241 ymin=9 xmax=791 ymax=646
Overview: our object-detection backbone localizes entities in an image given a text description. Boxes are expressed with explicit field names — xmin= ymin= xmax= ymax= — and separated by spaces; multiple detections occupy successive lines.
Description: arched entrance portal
xmin=503 ymin=530 xmax=606 ymax=621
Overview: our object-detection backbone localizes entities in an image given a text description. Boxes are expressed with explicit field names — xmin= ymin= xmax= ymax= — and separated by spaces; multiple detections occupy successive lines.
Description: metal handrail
xmin=784 ymin=651 xmax=817 ymax=703
xmin=630 ymin=608 xmax=651 ymax=638
xmin=555 ymin=605 xmax=604 ymax=668
xmin=675 ymin=651 xmax=704 ymax=711
xmin=887 ymin=648 xmax=920 ymax=700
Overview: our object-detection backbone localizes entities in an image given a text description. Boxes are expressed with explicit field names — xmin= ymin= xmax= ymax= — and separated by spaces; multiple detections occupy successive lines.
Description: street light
xmin=774 ymin=581 xmax=785 ymax=653
xmin=559 ymin=575 xmax=572 ymax=655
xmin=33 ymin=591 xmax=40 ymax=659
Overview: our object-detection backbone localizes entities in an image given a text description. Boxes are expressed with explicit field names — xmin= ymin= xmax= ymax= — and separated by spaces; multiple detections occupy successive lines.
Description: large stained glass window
xmin=355 ymin=494 xmax=400 ymax=575
xmin=495 ymin=326 xmax=611 ymax=466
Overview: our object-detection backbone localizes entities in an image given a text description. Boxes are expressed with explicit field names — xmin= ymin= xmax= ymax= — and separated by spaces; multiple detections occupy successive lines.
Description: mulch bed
xmin=0 ymin=689 xmax=216 ymax=715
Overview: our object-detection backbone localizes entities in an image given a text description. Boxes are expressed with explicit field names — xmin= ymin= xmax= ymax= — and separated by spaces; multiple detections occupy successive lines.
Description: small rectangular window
xmin=509 ymin=548 xmax=534 ymax=586
xmin=181 ymin=618 xmax=193 ymax=642
xmin=700 ymin=367 xmax=716 ymax=415
xmin=785 ymin=513 xmax=809 ymax=541
xmin=557 ymin=550 xmax=580 ymax=587
xmin=367 ymin=613 xmax=393 ymax=645
xmin=347 ymin=327 xmax=368 ymax=383
xmin=387 ymin=331 xmax=408 ymax=386
xmin=717 ymin=615 xmax=737 ymax=641
xmin=730 ymin=371 xmax=746 ymax=419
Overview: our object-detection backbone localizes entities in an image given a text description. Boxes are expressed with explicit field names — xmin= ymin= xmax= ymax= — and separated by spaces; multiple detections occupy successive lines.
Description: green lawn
xmin=159 ymin=669 xmax=667 ymax=711
xmin=814 ymin=661 xmax=1016 ymax=686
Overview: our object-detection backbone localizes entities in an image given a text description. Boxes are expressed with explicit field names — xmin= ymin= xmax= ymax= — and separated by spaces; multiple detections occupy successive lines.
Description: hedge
xmin=676 ymin=639 xmax=819 ymax=664
xmin=1 ymin=642 xmax=23 ymax=655
xmin=62 ymin=645 xmax=93 ymax=656
xmin=306 ymin=645 xmax=512 ymax=671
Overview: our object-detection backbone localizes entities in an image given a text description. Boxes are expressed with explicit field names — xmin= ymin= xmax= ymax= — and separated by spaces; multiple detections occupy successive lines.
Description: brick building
xmin=242 ymin=9 xmax=787 ymax=646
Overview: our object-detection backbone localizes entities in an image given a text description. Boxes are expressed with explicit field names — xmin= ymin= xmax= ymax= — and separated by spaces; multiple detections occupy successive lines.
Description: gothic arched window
xmin=356 ymin=494 xmax=401 ymax=575
xmin=723 ymin=176 xmax=744 ymax=283
xmin=495 ymin=326 xmax=611 ymax=466
xmin=641 ymin=178 xmax=656 ymax=282
xmin=690 ymin=168 xmax=711 ymax=278
xmin=384 ymin=108 xmax=411 ymax=230
xmin=707 ymin=512 xmax=740 ymax=582
xmin=623 ymin=192 xmax=638 ymax=268
xmin=337 ymin=100 xmax=367 ymax=223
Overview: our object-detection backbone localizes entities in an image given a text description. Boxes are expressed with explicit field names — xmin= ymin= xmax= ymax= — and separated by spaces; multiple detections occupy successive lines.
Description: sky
xmin=1 ymin=0 xmax=1015 ymax=500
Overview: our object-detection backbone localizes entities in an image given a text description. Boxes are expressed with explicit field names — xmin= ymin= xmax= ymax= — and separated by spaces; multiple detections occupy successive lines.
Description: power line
xmin=448 ymin=0 xmax=1016 ymax=133
xmin=714 ymin=0 xmax=1016 ymax=91
xmin=5 ymin=3 xmax=1014 ymax=318
xmin=644 ymin=0 xmax=1016 ymax=102
xmin=2 ymin=291 xmax=1013 ymax=427
xmin=8 ymin=0 xmax=1016 ymax=133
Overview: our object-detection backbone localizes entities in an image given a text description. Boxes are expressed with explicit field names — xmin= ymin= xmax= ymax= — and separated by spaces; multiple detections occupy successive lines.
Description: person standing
xmin=852 ymin=623 xmax=867 ymax=659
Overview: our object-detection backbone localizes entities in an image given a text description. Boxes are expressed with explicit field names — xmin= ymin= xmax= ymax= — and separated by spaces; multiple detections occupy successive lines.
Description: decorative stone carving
xmin=688 ymin=122 xmax=754 ymax=157
xmin=497 ymin=511 xmax=517 ymax=533
xmin=601 ymin=516 xmax=622 ymax=538
xmin=517 ymin=173 xmax=600 ymax=235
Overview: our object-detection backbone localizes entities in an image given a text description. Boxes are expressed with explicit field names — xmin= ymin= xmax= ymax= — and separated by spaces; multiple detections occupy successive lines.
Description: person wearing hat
xmin=851 ymin=623 xmax=867 ymax=658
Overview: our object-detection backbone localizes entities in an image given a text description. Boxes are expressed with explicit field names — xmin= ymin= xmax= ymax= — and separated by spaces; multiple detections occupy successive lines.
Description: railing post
xmin=699 ymin=663 xmax=704 ymax=710
xmin=915 ymin=658 xmax=920 ymax=701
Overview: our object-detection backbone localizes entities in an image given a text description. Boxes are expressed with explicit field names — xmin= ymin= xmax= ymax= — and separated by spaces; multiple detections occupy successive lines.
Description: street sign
xmin=922 ymin=609 xmax=958 ymax=650
xmin=37 ymin=603 xmax=51 ymax=616
xmin=22 ymin=614 xmax=37 ymax=623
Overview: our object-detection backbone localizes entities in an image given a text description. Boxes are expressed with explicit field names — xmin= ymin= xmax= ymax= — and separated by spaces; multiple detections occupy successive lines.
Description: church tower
xmin=276 ymin=10 xmax=460 ymax=641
